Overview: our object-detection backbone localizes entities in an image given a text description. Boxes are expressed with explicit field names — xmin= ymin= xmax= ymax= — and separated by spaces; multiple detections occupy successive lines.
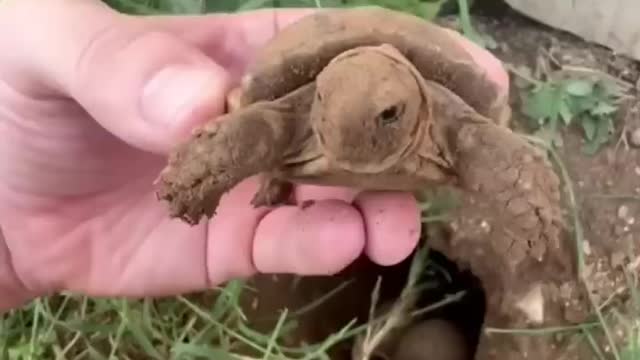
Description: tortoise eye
xmin=377 ymin=104 xmax=404 ymax=126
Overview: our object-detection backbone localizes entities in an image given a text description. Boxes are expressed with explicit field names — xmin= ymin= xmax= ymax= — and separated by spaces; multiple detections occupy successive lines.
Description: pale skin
xmin=0 ymin=0 xmax=509 ymax=312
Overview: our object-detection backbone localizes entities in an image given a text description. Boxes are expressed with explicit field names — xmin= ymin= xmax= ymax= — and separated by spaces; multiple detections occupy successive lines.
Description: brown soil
xmin=181 ymin=5 xmax=640 ymax=360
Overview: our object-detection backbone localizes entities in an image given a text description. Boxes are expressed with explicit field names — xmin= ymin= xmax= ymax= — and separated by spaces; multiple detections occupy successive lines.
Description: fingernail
xmin=142 ymin=64 xmax=228 ymax=127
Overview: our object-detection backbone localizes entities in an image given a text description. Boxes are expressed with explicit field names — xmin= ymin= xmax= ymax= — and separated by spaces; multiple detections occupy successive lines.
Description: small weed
xmin=517 ymin=70 xmax=624 ymax=155
xmin=0 ymin=281 xmax=365 ymax=359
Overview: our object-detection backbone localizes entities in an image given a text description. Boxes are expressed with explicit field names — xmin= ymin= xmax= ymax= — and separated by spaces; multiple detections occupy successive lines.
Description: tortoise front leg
xmin=250 ymin=174 xmax=294 ymax=208
xmin=155 ymin=85 xmax=314 ymax=225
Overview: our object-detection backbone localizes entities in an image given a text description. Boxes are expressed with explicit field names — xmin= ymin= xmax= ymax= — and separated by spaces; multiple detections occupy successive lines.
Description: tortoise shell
xmin=238 ymin=7 xmax=506 ymax=122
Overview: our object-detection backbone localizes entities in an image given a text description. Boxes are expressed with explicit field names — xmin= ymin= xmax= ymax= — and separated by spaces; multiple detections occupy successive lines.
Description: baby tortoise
xmin=156 ymin=9 xmax=577 ymax=355
xmin=155 ymin=7 xmax=520 ymax=223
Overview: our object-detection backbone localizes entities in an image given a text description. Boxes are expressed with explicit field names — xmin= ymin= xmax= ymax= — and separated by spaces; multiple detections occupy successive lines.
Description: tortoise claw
xmin=250 ymin=175 xmax=294 ymax=208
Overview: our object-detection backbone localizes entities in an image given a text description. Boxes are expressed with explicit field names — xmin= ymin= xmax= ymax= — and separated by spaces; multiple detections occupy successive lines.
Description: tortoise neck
xmin=423 ymin=80 xmax=490 ymax=158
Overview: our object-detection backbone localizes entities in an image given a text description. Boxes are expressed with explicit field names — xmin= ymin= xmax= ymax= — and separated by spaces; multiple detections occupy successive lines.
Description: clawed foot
xmin=251 ymin=175 xmax=294 ymax=208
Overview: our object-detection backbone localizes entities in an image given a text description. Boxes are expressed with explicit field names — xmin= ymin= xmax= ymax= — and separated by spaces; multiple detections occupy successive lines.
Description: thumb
xmin=0 ymin=0 xmax=232 ymax=154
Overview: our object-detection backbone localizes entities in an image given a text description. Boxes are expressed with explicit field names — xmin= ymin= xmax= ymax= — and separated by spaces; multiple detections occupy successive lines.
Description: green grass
xmin=0 ymin=242 xmax=449 ymax=359
xmin=0 ymin=284 xmax=347 ymax=359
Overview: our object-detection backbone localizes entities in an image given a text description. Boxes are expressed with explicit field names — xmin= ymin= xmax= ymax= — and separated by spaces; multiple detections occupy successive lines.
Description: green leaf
xmin=235 ymin=0 xmax=276 ymax=10
xmin=582 ymin=116 xmax=613 ymax=154
xmin=590 ymin=101 xmax=618 ymax=116
xmin=581 ymin=115 xmax=597 ymax=141
xmin=522 ymin=83 xmax=562 ymax=122
xmin=158 ymin=0 xmax=206 ymax=14
xmin=565 ymin=79 xmax=594 ymax=97
xmin=102 ymin=0 xmax=162 ymax=14
xmin=559 ymin=99 xmax=573 ymax=126
xmin=565 ymin=92 xmax=599 ymax=114
xmin=417 ymin=0 xmax=447 ymax=19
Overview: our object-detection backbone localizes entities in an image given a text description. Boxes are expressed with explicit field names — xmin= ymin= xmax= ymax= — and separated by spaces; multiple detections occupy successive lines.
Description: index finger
xmin=145 ymin=8 xmax=321 ymax=79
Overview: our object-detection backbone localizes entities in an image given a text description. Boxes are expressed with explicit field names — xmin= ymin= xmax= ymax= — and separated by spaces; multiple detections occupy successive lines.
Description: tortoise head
xmin=310 ymin=44 xmax=425 ymax=173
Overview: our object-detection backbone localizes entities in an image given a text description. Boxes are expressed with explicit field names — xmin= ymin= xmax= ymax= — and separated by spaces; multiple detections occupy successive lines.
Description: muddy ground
xmin=228 ymin=5 xmax=640 ymax=360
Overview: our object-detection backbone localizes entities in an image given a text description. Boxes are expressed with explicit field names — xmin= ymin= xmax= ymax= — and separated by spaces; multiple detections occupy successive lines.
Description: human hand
xmin=0 ymin=0 xmax=509 ymax=311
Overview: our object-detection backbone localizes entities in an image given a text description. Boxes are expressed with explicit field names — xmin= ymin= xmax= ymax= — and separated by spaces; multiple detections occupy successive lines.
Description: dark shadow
xmin=412 ymin=250 xmax=487 ymax=357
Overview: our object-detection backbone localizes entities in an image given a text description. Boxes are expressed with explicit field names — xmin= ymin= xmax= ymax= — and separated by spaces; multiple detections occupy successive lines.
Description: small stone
xmin=630 ymin=128 xmax=640 ymax=147
xmin=582 ymin=240 xmax=592 ymax=256
xmin=618 ymin=205 xmax=630 ymax=220
xmin=480 ymin=220 xmax=491 ymax=232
